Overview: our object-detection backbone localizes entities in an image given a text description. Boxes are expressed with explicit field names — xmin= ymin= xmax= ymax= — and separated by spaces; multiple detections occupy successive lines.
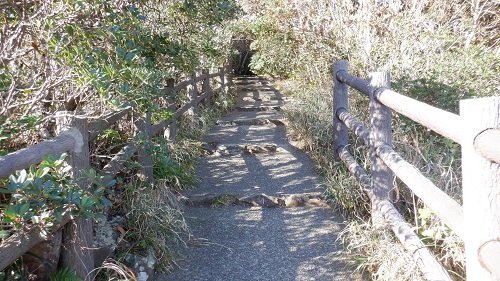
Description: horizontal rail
xmin=337 ymin=69 xmax=462 ymax=144
xmin=198 ymin=89 xmax=213 ymax=102
xmin=338 ymin=108 xmax=463 ymax=235
xmin=375 ymin=144 xmax=464 ymax=238
xmin=173 ymin=80 xmax=192 ymax=92
xmin=100 ymin=141 xmax=136 ymax=181
xmin=194 ymin=73 xmax=209 ymax=82
xmin=0 ymin=211 xmax=73 ymax=271
xmin=89 ymin=107 xmax=133 ymax=140
xmin=169 ymin=69 xmax=223 ymax=92
xmin=337 ymin=146 xmax=371 ymax=193
xmin=99 ymin=100 xmax=191 ymax=181
xmin=374 ymin=89 xmax=462 ymax=144
xmin=99 ymin=77 xmax=230 ymax=180
xmin=338 ymin=147 xmax=453 ymax=281
xmin=474 ymin=128 xmax=500 ymax=164
xmin=208 ymin=72 xmax=222 ymax=79
xmin=336 ymin=108 xmax=370 ymax=145
xmin=0 ymin=134 xmax=76 ymax=178
xmin=336 ymin=70 xmax=370 ymax=96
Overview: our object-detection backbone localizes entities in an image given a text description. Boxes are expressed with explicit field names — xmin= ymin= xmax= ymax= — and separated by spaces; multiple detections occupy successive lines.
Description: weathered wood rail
xmin=332 ymin=60 xmax=500 ymax=280
xmin=0 ymin=64 xmax=233 ymax=279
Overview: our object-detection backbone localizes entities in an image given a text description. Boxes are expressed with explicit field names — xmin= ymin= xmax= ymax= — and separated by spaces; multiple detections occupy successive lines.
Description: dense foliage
xmin=0 ymin=0 xmax=238 ymax=154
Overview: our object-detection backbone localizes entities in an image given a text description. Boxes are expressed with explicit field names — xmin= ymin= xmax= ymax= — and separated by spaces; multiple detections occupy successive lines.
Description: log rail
xmin=0 ymin=64 xmax=234 ymax=277
xmin=332 ymin=60 xmax=500 ymax=280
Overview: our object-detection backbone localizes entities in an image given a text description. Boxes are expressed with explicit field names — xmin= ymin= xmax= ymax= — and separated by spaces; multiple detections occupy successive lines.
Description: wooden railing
xmin=332 ymin=60 xmax=500 ymax=280
xmin=0 ymin=64 xmax=233 ymax=279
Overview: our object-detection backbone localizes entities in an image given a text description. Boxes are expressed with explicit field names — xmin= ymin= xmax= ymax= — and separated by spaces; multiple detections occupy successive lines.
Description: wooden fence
xmin=0 ymin=64 xmax=233 ymax=279
xmin=332 ymin=60 xmax=500 ymax=280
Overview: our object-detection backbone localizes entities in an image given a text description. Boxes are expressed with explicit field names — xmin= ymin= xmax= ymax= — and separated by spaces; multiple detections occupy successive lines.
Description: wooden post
xmin=202 ymin=69 xmax=210 ymax=107
xmin=22 ymin=226 xmax=62 ymax=280
xmin=165 ymin=78 xmax=177 ymax=141
xmin=369 ymin=72 xmax=394 ymax=226
xmin=332 ymin=61 xmax=349 ymax=161
xmin=135 ymin=112 xmax=154 ymax=183
xmin=57 ymin=114 xmax=95 ymax=280
xmin=461 ymin=97 xmax=500 ymax=280
xmin=189 ymin=72 xmax=198 ymax=116
xmin=226 ymin=62 xmax=234 ymax=86
xmin=219 ymin=67 xmax=225 ymax=95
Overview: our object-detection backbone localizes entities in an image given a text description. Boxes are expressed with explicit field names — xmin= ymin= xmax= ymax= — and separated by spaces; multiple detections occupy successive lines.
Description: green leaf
xmin=0 ymin=230 xmax=11 ymax=239
xmin=0 ymin=187 xmax=13 ymax=194
xmin=5 ymin=205 xmax=17 ymax=216
xmin=116 ymin=46 xmax=126 ymax=58
xmin=80 ymin=196 xmax=88 ymax=208
xmin=36 ymin=167 xmax=50 ymax=178
xmin=101 ymin=197 xmax=112 ymax=207
xmin=82 ymin=210 xmax=94 ymax=219
xmin=18 ymin=169 xmax=27 ymax=183
xmin=65 ymin=25 xmax=74 ymax=36
xmin=125 ymin=52 xmax=135 ymax=61
xmin=54 ymin=207 xmax=64 ymax=221
xmin=106 ymin=179 xmax=116 ymax=188
xmin=23 ymin=211 xmax=35 ymax=221
xmin=2 ymin=215 xmax=14 ymax=223
xmin=95 ymin=187 xmax=105 ymax=195
xmin=18 ymin=203 xmax=30 ymax=216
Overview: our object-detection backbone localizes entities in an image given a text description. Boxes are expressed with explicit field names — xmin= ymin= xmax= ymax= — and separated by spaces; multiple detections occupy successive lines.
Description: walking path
xmin=154 ymin=76 xmax=350 ymax=281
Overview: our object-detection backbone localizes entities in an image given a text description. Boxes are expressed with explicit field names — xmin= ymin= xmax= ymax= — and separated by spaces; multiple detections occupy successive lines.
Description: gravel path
xmin=154 ymin=76 xmax=353 ymax=281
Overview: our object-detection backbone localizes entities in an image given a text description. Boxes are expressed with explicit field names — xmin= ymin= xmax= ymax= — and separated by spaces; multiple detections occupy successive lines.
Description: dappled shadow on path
xmin=158 ymin=205 xmax=350 ymax=281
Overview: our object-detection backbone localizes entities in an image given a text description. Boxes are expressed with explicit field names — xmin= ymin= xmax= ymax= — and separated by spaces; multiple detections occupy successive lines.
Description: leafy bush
xmin=0 ymin=153 xmax=114 ymax=239
xmin=1 ymin=0 xmax=239 ymax=151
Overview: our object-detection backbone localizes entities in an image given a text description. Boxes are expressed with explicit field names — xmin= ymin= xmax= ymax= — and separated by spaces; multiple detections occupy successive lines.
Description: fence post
xmin=136 ymin=112 xmax=154 ymax=183
xmin=165 ymin=78 xmax=177 ymax=141
xmin=202 ymin=68 xmax=210 ymax=107
xmin=226 ymin=62 xmax=234 ymax=86
xmin=57 ymin=114 xmax=95 ymax=280
xmin=369 ymin=72 xmax=394 ymax=226
xmin=189 ymin=72 xmax=198 ymax=116
xmin=219 ymin=67 xmax=225 ymax=94
xmin=460 ymin=97 xmax=500 ymax=280
xmin=332 ymin=61 xmax=349 ymax=162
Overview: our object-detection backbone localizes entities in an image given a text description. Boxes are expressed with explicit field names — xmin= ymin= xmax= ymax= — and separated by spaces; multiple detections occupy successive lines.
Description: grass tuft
xmin=125 ymin=182 xmax=191 ymax=272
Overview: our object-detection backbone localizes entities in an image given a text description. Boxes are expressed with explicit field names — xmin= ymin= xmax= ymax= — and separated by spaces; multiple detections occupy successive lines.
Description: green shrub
xmin=0 ymin=153 xmax=114 ymax=239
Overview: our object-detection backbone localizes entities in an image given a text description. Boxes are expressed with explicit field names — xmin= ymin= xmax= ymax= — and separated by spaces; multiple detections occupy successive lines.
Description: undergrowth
xmin=280 ymin=79 xmax=467 ymax=279
xmin=116 ymin=84 xmax=238 ymax=273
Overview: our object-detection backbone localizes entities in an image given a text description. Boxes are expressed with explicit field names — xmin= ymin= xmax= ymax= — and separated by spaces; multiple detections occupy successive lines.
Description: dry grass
xmin=339 ymin=222 xmax=424 ymax=281
xmin=126 ymin=183 xmax=191 ymax=271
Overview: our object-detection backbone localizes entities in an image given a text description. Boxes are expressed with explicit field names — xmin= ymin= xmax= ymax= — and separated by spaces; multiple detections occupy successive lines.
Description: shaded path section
xmin=154 ymin=76 xmax=352 ymax=281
